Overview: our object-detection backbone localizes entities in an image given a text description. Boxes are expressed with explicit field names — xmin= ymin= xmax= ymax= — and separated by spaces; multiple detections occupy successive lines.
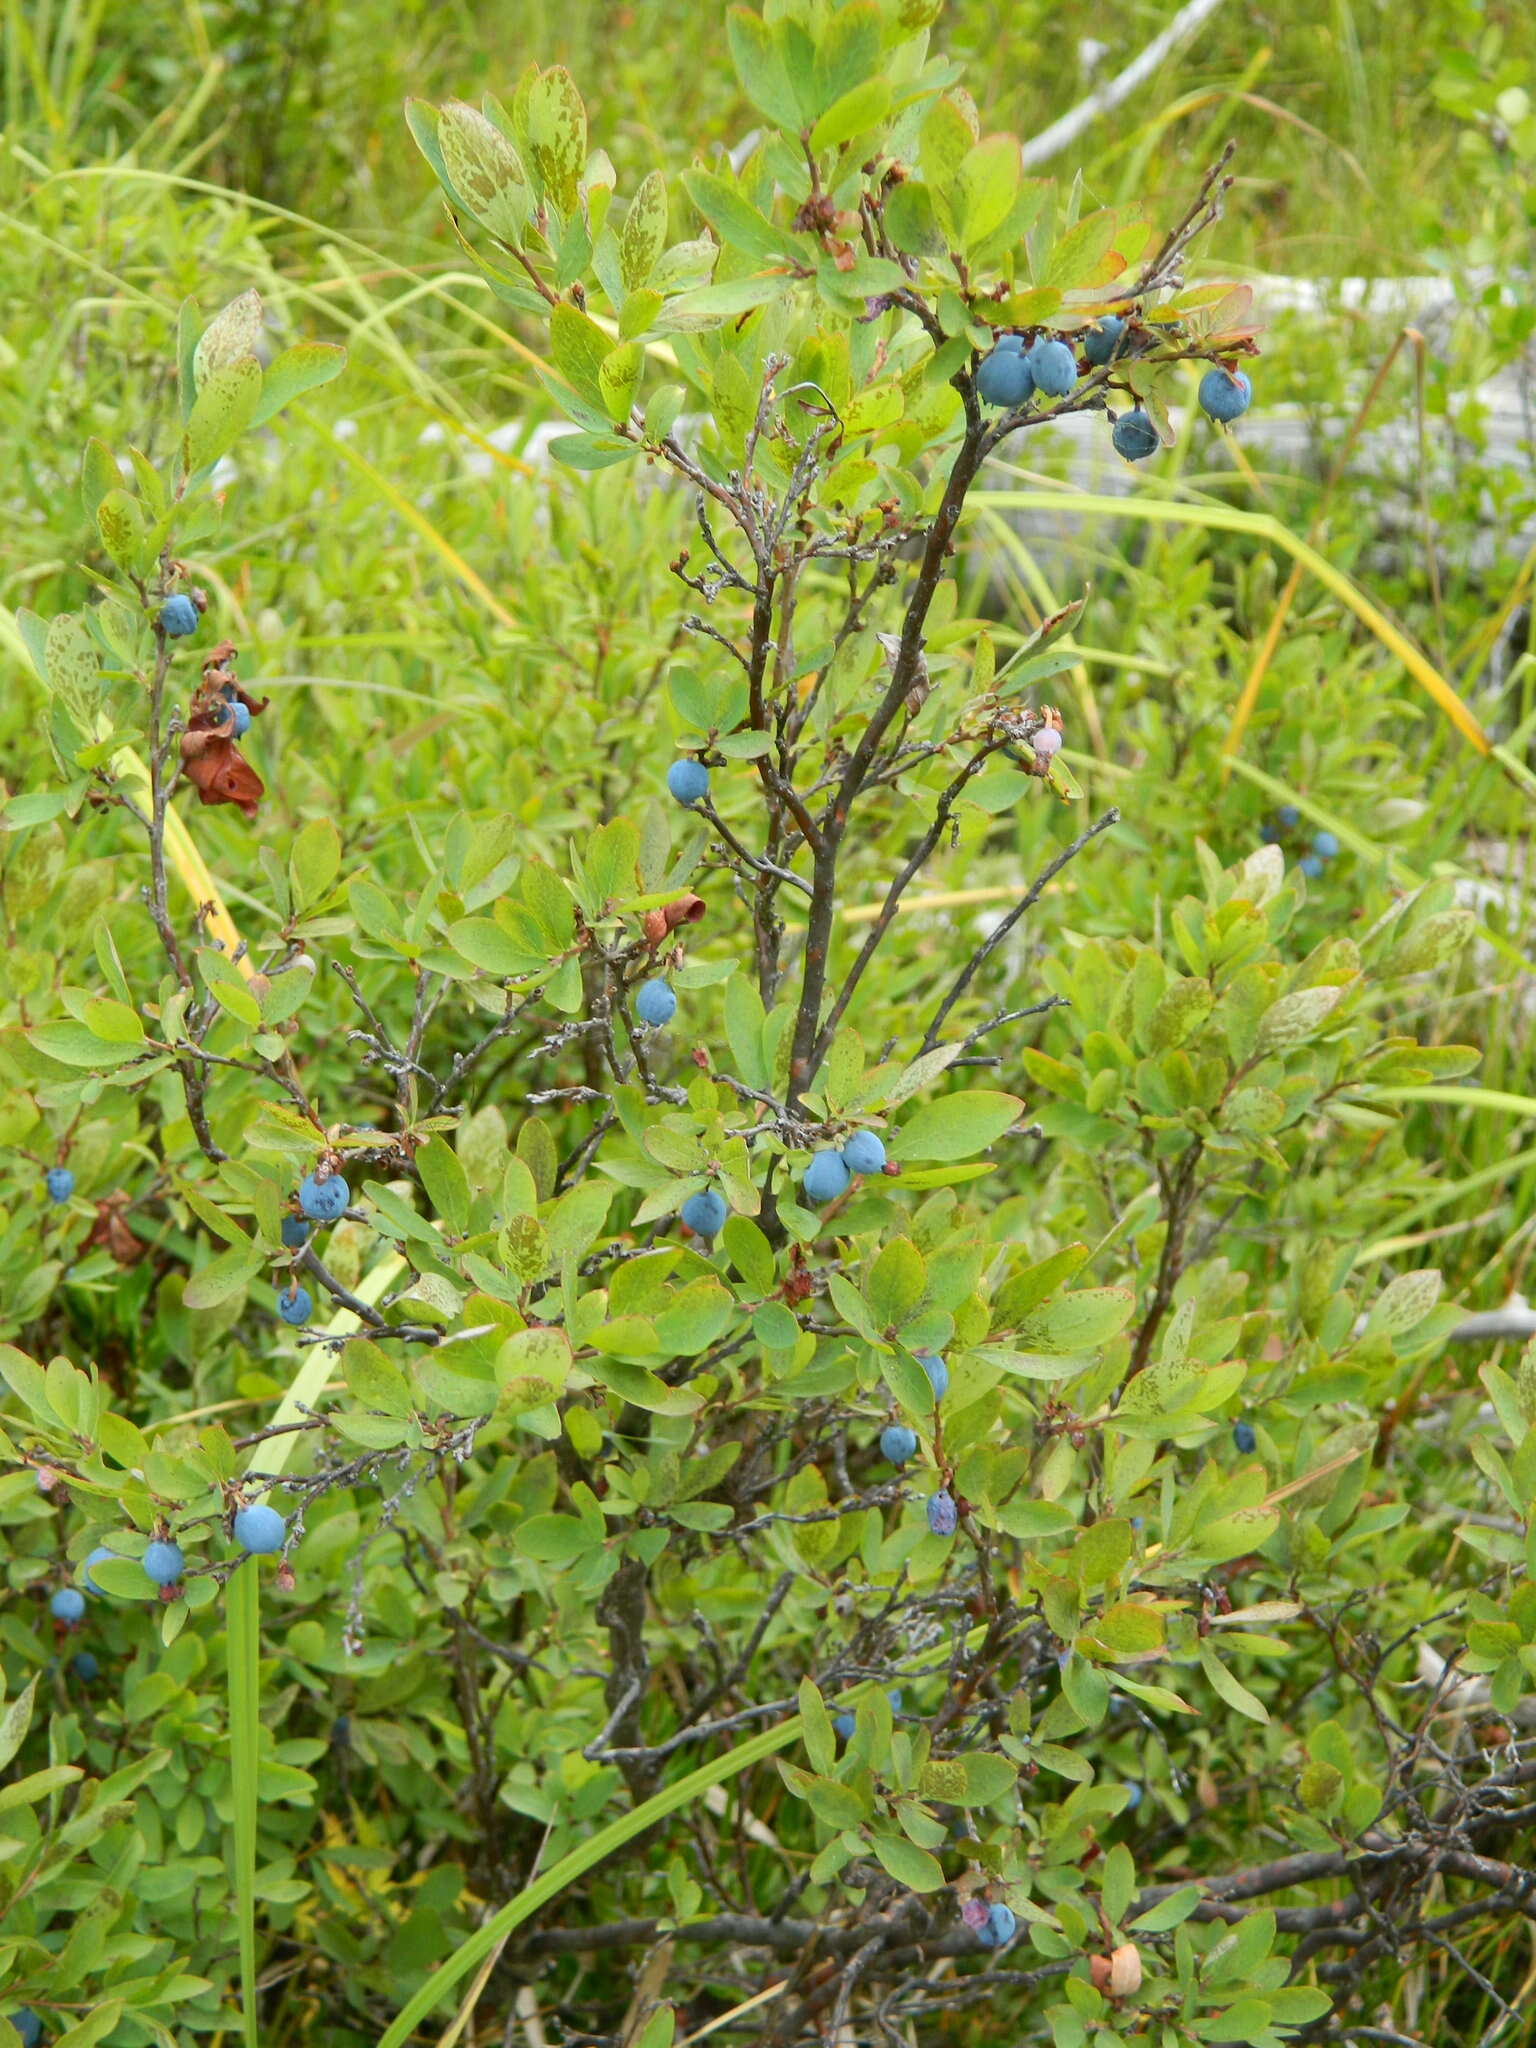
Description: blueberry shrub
xmin=2 ymin=4 xmax=1533 ymax=2046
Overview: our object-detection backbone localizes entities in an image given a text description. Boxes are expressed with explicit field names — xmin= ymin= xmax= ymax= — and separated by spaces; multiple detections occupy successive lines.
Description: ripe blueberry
xmin=927 ymin=1488 xmax=957 ymax=1537
xmin=1298 ymin=855 xmax=1325 ymax=879
xmin=635 ymin=979 xmax=677 ymax=1027
xmin=1198 ymin=366 xmax=1252 ymax=424
xmin=887 ymin=1689 xmax=903 ymax=1712
xmin=801 ymin=1150 xmax=851 ymax=1204
xmin=666 ymin=759 xmax=710 ymax=806
xmin=71 ymin=1650 xmax=99 ymax=1681
xmin=231 ymin=702 xmax=251 ymax=737
xmin=1233 ymin=1420 xmax=1257 ymax=1454
xmin=917 ymin=1351 xmax=949 ymax=1401
xmin=833 ymin=1712 xmax=856 ymax=1741
xmin=1028 ymin=337 xmax=1078 ymax=397
xmin=977 ymin=1902 xmax=1016 ymax=1947
xmin=82 ymin=1545 xmax=118 ymax=1595
xmin=975 ymin=341 xmax=1034 ymax=409
xmin=1082 ymin=315 xmax=1126 ymax=366
xmin=1032 ymin=727 xmax=1062 ymax=761
xmin=1260 ymin=821 xmax=1279 ymax=843
xmin=44 ymin=1167 xmax=74 ymax=1204
xmin=233 ymin=1503 xmax=287 ymax=1555
xmin=880 ymin=1423 xmax=917 ymax=1466
xmin=1123 ymin=1782 xmax=1143 ymax=1810
xmin=49 ymin=1588 xmax=86 ymax=1625
xmin=159 ymin=593 xmax=199 ymax=638
xmin=11 ymin=2012 xmax=41 ymax=2048
xmin=276 ymin=1284 xmax=313 ymax=1327
xmin=281 ymin=1215 xmax=311 ymax=1249
xmin=298 ymin=1170 xmax=348 ymax=1222
xmin=840 ymin=1130 xmax=886 ymax=1177
xmin=681 ymin=1189 xmax=727 ymax=1239
xmin=1111 ymin=410 xmax=1159 ymax=462
xmin=1312 ymin=830 xmax=1339 ymax=860
xmin=142 ymin=1540 xmax=184 ymax=1587
xmin=1277 ymin=804 xmax=1300 ymax=829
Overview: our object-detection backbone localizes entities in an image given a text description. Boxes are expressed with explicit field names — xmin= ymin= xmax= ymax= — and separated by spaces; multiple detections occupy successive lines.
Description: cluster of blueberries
xmin=974 ymin=318 xmax=1252 ymax=463
xmin=1260 ymin=805 xmax=1340 ymax=879
xmin=875 ymin=1352 xmax=958 ymax=1538
xmin=47 ymin=1504 xmax=287 ymax=1654
xmin=276 ymin=1168 xmax=349 ymax=1328
xmin=801 ymin=1128 xmax=887 ymax=1206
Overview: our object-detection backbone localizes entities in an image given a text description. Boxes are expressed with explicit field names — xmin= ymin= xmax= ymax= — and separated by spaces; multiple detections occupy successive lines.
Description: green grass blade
xmin=373 ymin=1716 xmax=805 ymax=2048
xmin=226 ymin=1558 xmax=261 ymax=2048
xmin=1371 ymin=1086 xmax=1536 ymax=1119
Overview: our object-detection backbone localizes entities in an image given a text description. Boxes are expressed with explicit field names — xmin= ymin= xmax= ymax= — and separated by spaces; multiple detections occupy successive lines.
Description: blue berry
xmin=927 ymin=1489 xmax=957 ymax=1537
xmin=680 ymin=1189 xmax=727 ymax=1239
xmin=978 ymin=1902 xmax=1016 ymax=1948
xmin=1027 ymin=338 xmax=1078 ymax=397
xmin=840 ymin=1131 xmax=886 ymax=1177
xmin=44 ymin=1167 xmax=74 ymax=1204
xmin=297 ymin=1170 xmax=348 ymax=1222
xmin=1082 ymin=315 xmax=1126 ymax=366
xmin=11 ymin=2012 xmax=41 ymax=2048
xmin=887 ymin=1689 xmax=903 ymax=1712
xmin=276 ymin=1284 xmax=313 ymax=1327
xmin=231 ymin=701 xmax=251 ymax=737
xmin=82 ymin=1546 xmax=118 ymax=1595
xmin=1233 ymin=1420 xmax=1257 ymax=1454
xmin=159 ymin=593 xmax=199 ymax=637
xmin=233 ymin=1503 xmax=287 ymax=1555
xmin=635 ymin=979 xmax=677 ymax=1027
xmin=833 ymin=1712 xmax=856 ymax=1741
xmin=880 ymin=1424 xmax=918 ymax=1466
xmin=1259 ymin=822 xmax=1279 ymax=843
xmin=49 ymin=1588 xmax=85 ymax=1625
xmin=1111 ymin=410 xmax=1159 ymax=462
xmin=1298 ymin=855 xmax=1325 ymax=879
xmin=281 ymin=1215 xmax=311 ymax=1249
xmin=1198 ymin=366 xmax=1252 ymax=424
xmin=1032 ymin=726 xmax=1062 ymax=761
xmin=1312 ymin=830 xmax=1339 ymax=860
xmin=71 ymin=1651 xmax=99 ymax=1681
xmin=917 ymin=1351 xmax=949 ymax=1401
xmin=1277 ymin=805 xmax=1300 ymax=829
xmin=975 ymin=341 xmax=1034 ymax=408
xmin=666 ymin=759 xmax=710 ymax=806
xmin=801 ymin=1150 xmax=851 ymax=1204
xmin=142 ymin=1540 xmax=184 ymax=1587
xmin=1123 ymin=1782 xmax=1143 ymax=1810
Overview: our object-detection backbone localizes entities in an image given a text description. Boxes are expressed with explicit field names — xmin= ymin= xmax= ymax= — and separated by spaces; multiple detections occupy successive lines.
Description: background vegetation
xmin=1 ymin=1 xmax=1534 ymax=2045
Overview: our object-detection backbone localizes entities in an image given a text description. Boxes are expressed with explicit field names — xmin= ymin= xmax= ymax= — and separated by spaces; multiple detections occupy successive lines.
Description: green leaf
xmin=194 ymin=289 xmax=263 ymax=386
xmin=1198 ymin=1643 xmax=1269 ymax=1723
xmin=438 ymin=99 xmax=532 ymax=241
xmin=522 ymin=65 xmax=586 ymax=212
xmin=867 ymin=1237 xmax=926 ymax=1327
xmin=810 ymin=76 xmax=891 ymax=153
xmin=1365 ymin=1268 xmax=1442 ymax=1338
xmin=1256 ymin=984 xmax=1346 ymax=1052
xmin=1015 ymin=1288 xmax=1136 ymax=1352
xmin=417 ymin=1136 xmax=471 ymax=1233
xmin=182 ymin=1243 xmax=263 ymax=1310
xmin=621 ymin=169 xmax=669 ymax=291
xmin=725 ymin=7 xmax=802 ymax=128
xmin=184 ymin=356 xmax=262 ymax=475
xmin=682 ymin=169 xmax=803 ymax=267
xmin=252 ymin=343 xmax=347 ymax=428
xmin=891 ymin=1091 xmax=1023 ymax=1162
xmin=289 ymin=816 xmax=342 ymax=912
xmin=952 ymin=136 xmax=1020 ymax=248
xmin=871 ymin=1830 xmax=945 ymax=1891
xmin=96 ymin=489 xmax=150 ymax=576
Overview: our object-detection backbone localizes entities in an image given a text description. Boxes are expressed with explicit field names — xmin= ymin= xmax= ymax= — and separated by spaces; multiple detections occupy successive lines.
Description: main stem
xmin=784 ymin=425 xmax=986 ymax=1111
